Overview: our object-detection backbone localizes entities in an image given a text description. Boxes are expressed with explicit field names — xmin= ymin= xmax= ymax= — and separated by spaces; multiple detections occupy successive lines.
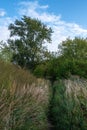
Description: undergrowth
xmin=50 ymin=79 xmax=87 ymax=130
xmin=0 ymin=60 xmax=50 ymax=130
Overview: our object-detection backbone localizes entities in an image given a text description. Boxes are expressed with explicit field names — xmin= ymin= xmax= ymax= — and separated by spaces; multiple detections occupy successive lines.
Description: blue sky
xmin=0 ymin=0 xmax=87 ymax=51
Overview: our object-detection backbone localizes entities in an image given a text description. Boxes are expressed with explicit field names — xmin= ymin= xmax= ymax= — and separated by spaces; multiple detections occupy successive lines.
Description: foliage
xmin=8 ymin=16 xmax=52 ymax=70
xmin=34 ymin=37 xmax=87 ymax=80
xmin=57 ymin=37 xmax=87 ymax=78
xmin=34 ymin=57 xmax=71 ymax=80
xmin=59 ymin=37 xmax=87 ymax=60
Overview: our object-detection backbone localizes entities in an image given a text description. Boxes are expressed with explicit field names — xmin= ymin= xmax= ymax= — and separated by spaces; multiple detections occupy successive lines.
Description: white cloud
xmin=0 ymin=26 xmax=10 ymax=41
xmin=18 ymin=1 xmax=60 ymax=23
xmin=0 ymin=17 xmax=14 ymax=42
xmin=0 ymin=9 xmax=6 ymax=16
xmin=19 ymin=1 xmax=48 ymax=10
xmin=0 ymin=1 xmax=87 ymax=52
xmin=18 ymin=1 xmax=87 ymax=51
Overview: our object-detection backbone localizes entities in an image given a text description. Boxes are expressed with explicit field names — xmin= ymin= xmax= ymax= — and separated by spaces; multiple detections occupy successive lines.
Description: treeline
xmin=0 ymin=16 xmax=87 ymax=80
xmin=34 ymin=37 xmax=87 ymax=80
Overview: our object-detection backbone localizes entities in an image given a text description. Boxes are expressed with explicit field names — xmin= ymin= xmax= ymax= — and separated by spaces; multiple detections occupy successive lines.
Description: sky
xmin=0 ymin=0 xmax=87 ymax=51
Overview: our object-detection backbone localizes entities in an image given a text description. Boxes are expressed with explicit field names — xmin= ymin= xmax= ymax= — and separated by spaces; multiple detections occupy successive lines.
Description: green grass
xmin=50 ymin=79 xmax=87 ymax=130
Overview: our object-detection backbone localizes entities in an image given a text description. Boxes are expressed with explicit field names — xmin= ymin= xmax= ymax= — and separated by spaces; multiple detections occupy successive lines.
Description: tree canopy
xmin=58 ymin=37 xmax=87 ymax=60
xmin=8 ymin=16 xmax=52 ymax=70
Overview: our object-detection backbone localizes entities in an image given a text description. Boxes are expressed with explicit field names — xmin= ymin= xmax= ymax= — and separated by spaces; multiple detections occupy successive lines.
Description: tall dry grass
xmin=0 ymin=60 xmax=50 ymax=130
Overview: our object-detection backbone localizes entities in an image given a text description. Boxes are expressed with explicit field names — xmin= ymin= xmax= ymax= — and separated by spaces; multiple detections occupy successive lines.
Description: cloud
xmin=18 ymin=1 xmax=87 ymax=51
xmin=0 ymin=26 xmax=10 ymax=41
xmin=0 ymin=17 xmax=14 ymax=42
xmin=18 ymin=1 xmax=60 ymax=23
xmin=19 ymin=1 xmax=48 ymax=10
xmin=0 ymin=7 xmax=14 ymax=42
xmin=0 ymin=9 xmax=6 ymax=16
xmin=1 ymin=1 xmax=87 ymax=51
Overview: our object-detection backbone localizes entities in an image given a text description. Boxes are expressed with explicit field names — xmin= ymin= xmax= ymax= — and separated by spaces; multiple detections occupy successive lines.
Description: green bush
xmin=34 ymin=57 xmax=87 ymax=80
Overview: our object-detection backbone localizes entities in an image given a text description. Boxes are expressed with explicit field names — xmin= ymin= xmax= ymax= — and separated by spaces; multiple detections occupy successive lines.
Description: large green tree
xmin=8 ymin=16 xmax=52 ymax=70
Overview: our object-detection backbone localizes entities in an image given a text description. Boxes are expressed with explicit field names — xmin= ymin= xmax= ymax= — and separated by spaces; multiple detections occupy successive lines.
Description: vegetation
xmin=59 ymin=37 xmax=87 ymax=60
xmin=34 ymin=37 xmax=87 ymax=80
xmin=50 ymin=79 xmax=87 ymax=130
xmin=0 ymin=16 xmax=87 ymax=130
xmin=0 ymin=60 xmax=50 ymax=130
xmin=7 ymin=16 xmax=52 ymax=70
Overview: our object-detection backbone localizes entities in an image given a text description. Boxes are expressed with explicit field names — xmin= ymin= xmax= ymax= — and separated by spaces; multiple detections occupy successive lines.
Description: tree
xmin=58 ymin=37 xmax=87 ymax=60
xmin=8 ymin=16 xmax=52 ymax=70
xmin=57 ymin=37 xmax=87 ymax=78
